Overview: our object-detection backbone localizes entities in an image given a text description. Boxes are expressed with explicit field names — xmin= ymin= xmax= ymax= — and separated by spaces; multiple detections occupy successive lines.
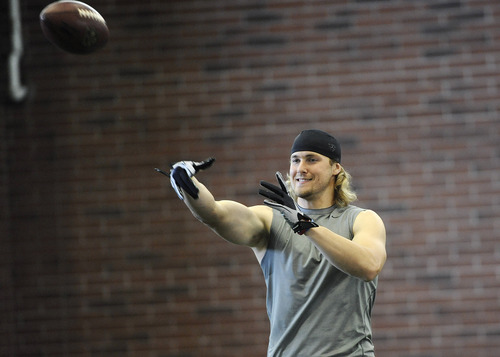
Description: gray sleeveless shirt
xmin=260 ymin=205 xmax=377 ymax=357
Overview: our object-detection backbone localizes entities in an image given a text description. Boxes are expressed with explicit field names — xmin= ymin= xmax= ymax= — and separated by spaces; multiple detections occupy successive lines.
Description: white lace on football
xmin=77 ymin=8 xmax=106 ymax=24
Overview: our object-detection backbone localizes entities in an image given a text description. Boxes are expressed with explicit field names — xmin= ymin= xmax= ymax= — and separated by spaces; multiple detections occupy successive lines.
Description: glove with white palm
xmin=155 ymin=157 xmax=215 ymax=200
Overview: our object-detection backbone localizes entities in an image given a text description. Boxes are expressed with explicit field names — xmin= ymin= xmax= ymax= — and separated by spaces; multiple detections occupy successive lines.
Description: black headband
xmin=291 ymin=129 xmax=341 ymax=163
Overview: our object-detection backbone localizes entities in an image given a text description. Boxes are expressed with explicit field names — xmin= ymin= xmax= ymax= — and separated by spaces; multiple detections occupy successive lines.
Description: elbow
xmin=361 ymin=257 xmax=386 ymax=282
xmin=344 ymin=264 xmax=381 ymax=282
xmin=361 ymin=267 xmax=381 ymax=282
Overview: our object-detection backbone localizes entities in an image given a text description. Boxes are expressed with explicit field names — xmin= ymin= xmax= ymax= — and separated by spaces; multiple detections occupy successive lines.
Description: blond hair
xmin=287 ymin=161 xmax=357 ymax=208
xmin=333 ymin=166 xmax=357 ymax=207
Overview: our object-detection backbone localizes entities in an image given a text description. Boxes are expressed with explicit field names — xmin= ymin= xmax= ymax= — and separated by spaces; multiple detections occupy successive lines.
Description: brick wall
xmin=1 ymin=0 xmax=499 ymax=356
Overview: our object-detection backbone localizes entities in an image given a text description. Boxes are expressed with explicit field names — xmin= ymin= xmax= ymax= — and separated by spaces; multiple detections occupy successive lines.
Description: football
xmin=40 ymin=1 xmax=109 ymax=54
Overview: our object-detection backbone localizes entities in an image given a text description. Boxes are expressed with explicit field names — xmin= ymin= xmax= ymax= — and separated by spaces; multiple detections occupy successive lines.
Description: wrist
xmin=294 ymin=220 xmax=319 ymax=235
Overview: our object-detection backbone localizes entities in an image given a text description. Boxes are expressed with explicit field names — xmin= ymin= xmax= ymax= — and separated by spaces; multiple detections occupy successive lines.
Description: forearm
xmin=182 ymin=178 xmax=269 ymax=248
xmin=306 ymin=226 xmax=384 ymax=281
xmin=182 ymin=177 xmax=221 ymax=225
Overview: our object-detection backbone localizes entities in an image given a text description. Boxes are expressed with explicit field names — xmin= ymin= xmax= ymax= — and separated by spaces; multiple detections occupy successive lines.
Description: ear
xmin=332 ymin=162 xmax=342 ymax=176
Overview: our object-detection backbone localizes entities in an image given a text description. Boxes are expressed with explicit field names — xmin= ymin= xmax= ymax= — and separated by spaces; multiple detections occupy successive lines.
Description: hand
xmin=155 ymin=157 xmax=215 ymax=200
xmin=259 ymin=172 xmax=318 ymax=235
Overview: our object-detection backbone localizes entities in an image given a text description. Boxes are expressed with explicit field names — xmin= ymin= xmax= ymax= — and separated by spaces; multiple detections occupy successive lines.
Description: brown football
xmin=40 ymin=1 xmax=109 ymax=54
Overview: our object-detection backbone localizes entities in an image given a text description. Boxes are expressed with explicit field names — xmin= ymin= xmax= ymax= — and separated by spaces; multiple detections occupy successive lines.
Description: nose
xmin=297 ymin=160 xmax=307 ymax=173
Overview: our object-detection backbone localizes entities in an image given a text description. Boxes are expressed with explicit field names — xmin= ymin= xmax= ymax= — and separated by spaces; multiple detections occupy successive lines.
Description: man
xmin=160 ymin=129 xmax=387 ymax=356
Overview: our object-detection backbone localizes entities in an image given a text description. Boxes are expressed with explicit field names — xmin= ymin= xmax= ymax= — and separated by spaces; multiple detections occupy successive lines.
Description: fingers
xmin=194 ymin=157 xmax=216 ymax=172
xmin=171 ymin=166 xmax=199 ymax=199
xmin=164 ymin=157 xmax=215 ymax=200
xmin=275 ymin=172 xmax=288 ymax=193
xmin=259 ymin=180 xmax=286 ymax=204
xmin=260 ymin=172 xmax=288 ymax=199
xmin=259 ymin=187 xmax=284 ymax=204
xmin=259 ymin=178 xmax=297 ymax=209
xmin=155 ymin=167 xmax=170 ymax=177
xmin=260 ymin=180 xmax=284 ymax=196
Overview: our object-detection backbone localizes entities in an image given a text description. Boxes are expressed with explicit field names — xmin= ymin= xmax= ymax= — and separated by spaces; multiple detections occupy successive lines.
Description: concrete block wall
xmin=1 ymin=0 xmax=499 ymax=356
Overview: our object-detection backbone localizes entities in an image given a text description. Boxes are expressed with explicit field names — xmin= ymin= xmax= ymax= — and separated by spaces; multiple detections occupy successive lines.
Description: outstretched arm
xmin=184 ymin=177 xmax=271 ymax=255
xmin=160 ymin=159 xmax=271 ymax=261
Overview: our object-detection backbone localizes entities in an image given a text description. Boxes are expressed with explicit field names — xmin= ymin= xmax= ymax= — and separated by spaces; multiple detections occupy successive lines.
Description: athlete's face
xmin=289 ymin=151 xmax=341 ymax=209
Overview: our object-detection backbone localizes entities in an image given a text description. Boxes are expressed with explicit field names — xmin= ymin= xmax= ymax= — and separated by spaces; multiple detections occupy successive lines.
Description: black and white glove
xmin=259 ymin=172 xmax=319 ymax=235
xmin=155 ymin=157 xmax=215 ymax=200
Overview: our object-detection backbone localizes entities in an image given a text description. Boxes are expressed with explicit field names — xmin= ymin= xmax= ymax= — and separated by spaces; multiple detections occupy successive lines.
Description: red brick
xmin=1 ymin=0 xmax=499 ymax=356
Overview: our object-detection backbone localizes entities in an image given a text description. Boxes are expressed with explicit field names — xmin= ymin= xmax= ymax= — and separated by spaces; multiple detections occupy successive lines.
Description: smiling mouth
xmin=296 ymin=178 xmax=312 ymax=183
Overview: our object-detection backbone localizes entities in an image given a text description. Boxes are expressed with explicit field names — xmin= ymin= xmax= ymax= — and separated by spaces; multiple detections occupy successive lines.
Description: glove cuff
xmin=293 ymin=220 xmax=319 ymax=235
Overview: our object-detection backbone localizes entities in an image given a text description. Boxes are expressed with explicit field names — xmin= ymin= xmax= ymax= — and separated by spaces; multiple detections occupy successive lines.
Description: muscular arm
xmin=305 ymin=210 xmax=386 ymax=281
xmin=183 ymin=177 xmax=271 ymax=260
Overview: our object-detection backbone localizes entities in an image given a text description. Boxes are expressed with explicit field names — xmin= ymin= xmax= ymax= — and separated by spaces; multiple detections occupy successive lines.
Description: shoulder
xmin=354 ymin=209 xmax=384 ymax=226
xmin=342 ymin=204 xmax=365 ymax=214
xmin=353 ymin=209 xmax=386 ymax=242
xmin=330 ymin=204 xmax=364 ymax=218
xmin=338 ymin=205 xmax=381 ymax=224
xmin=250 ymin=205 xmax=273 ymax=230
